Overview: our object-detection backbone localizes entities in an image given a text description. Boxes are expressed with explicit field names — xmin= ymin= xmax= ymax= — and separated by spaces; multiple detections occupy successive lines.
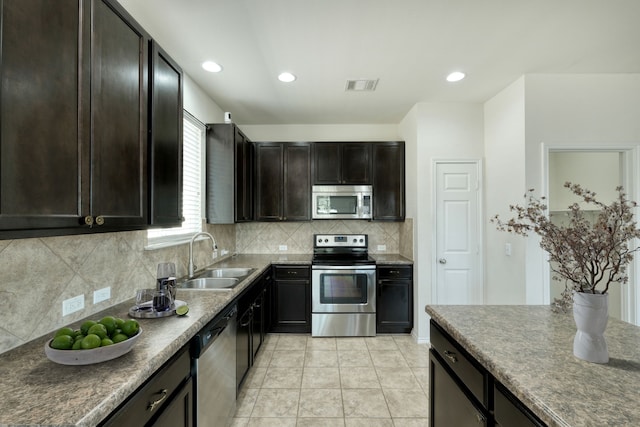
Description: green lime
xmin=80 ymin=334 xmax=101 ymax=349
xmin=99 ymin=316 xmax=117 ymax=335
xmin=87 ymin=323 xmax=108 ymax=340
xmin=80 ymin=320 xmax=97 ymax=335
xmin=50 ymin=335 xmax=74 ymax=350
xmin=175 ymin=304 xmax=189 ymax=316
xmin=54 ymin=327 xmax=75 ymax=338
xmin=74 ymin=334 xmax=86 ymax=342
xmin=115 ymin=317 xmax=125 ymax=329
xmin=72 ymin=339 xmax=83 ymax=350
xmin=101 ymin=338 xmax=114 ymax=347
xmin=112 ymin=333 xmax=129 ymax=344
xmin=121 ymin=319 xmax=139 ymax=337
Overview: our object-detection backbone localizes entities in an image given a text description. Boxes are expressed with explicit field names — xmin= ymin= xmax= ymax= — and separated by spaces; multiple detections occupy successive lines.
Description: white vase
xmin=572 ymin=292 xmax=609 ymax=364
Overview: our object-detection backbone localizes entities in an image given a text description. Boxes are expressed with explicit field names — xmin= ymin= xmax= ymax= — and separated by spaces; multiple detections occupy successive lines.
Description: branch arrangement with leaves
xmin=492 ymin=182 xmax=640 ymax=311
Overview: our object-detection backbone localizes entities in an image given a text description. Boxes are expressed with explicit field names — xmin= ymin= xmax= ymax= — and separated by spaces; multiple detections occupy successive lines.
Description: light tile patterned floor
xmin=231 ymin=334 xmax=430 ymax=427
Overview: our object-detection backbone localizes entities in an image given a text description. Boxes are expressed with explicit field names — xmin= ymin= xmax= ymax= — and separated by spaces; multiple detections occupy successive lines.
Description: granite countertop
xmin=370 ymin=253 xmax=413 ymax=264
xmin=0 ymin=254 xmax=311 ymax=427
xmin=425 ymin=305 xmax=640 ymax=427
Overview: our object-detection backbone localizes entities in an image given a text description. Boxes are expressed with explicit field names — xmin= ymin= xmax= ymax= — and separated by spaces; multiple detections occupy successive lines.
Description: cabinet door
xmin=272 ymin=280 xmax=311 ymax=333
xmin=494 ymin=383 xmax=545 ymax=427
xmin=313 ymin=142 xmax=370 ymax=185
xmin=235 ymin=127 xmax=253 ymax=222
xmin=377 ymin=279 xmax=413 ymax=334
xmin=90 ymin=0 xmax=148 ymax=228
xmin=313 ymin=143 xmax=341 ymax=184
xmin=254 ymin=143 xmax=283 ymax=220
xmin=372 ymin=142 xmax=405 ymax=221
xmin=0 ymin=0 xmax=88 ymax=232
xmin=341 ymin=143 xmax=371 ymax=184
xmin=149 ymin=41 xmax=183 ymax=227
xmin=151 ymin=378 xmax=193 ymax=427
xmin=283 ymin=143 xmax=311 ymax=220
xmin=236 ymin=305 xmax=252 ymax=391
xmin=430 ymin=350 xmax=488 ymax=427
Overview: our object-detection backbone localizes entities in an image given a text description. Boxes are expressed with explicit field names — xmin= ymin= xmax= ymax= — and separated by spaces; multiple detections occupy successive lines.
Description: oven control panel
xmin=314 ymin=234 xmax=368 ymax=248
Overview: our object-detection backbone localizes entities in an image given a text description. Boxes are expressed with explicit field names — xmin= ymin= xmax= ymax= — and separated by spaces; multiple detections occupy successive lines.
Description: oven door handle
xmin=312 ymin=265 xmax=376 ymax=270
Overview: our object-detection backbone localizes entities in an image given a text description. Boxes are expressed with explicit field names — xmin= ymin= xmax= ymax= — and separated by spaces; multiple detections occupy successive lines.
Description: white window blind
xmin=146 ymin=111 xmax=204 ymax=248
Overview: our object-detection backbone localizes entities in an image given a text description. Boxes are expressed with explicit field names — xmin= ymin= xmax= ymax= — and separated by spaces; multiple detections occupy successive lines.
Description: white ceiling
xmin=118 ymin=0 xmax=640 ymax=125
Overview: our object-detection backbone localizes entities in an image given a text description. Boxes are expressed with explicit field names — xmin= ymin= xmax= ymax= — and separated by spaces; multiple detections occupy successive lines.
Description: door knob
xmin=439 ymin=258 xmax=447 ymax=264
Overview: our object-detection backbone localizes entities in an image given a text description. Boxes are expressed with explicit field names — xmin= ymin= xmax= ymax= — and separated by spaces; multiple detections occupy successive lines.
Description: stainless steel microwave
xmin=312 ymin=185 xmax=372 ymax=220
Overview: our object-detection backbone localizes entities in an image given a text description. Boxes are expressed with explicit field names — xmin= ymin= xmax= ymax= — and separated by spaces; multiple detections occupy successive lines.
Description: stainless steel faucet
xmin=188 ymin=232 xmax=218 ymax=278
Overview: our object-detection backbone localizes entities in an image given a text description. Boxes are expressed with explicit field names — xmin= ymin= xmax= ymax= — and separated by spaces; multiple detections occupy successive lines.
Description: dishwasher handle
xmin=191 ymin=306 xmax=237 ymax=357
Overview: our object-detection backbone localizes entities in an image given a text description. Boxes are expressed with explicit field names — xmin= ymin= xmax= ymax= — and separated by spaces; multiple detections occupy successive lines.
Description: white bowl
xmin=44 ymin=328 xmax=142 ymax=365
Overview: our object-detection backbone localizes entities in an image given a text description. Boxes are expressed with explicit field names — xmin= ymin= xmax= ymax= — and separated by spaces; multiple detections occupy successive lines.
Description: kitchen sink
xmin=202 ymin=267 xmax=255 ymax=278
xmin=179 ymin=277 xmax=240 ymax=290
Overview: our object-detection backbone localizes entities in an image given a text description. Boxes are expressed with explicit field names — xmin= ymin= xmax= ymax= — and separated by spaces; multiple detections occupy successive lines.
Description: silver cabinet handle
xmin=147 ymin=389 xmax=168 ymax=412
xmin=444 ymin=350 xmax=458 ymax=363
xmin=439 ymin=258 xmax=447 ymax=264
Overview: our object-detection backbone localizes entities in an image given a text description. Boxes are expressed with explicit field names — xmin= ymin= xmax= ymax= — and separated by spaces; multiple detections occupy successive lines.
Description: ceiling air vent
xmin=345 ymin=79 xmax=379 ymax=92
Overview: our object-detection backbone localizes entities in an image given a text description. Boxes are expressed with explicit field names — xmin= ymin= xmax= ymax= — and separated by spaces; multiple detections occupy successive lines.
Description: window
xmin=146 ymin=111 xmax=204 ymax=248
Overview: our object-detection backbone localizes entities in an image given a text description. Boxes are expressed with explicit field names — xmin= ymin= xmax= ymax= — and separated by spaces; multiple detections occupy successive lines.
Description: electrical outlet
xmin=93 ymin=287 xmax=111 ymax=304
xmin=377 ymin=244 xmax=387 ymax=251
xmin=221 ymin=249 xmax=229 ymax=256
xmin=62 ymin=295 xmax=84 ymax=316
xmin=279 ymin=245 xmax=288 ymax=251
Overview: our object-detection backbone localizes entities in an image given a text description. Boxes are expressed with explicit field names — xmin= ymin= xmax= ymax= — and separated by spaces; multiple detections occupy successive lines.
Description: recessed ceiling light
xmin=202 ymin=61 xmax=222 ymax=73
xmin=446 ymin=71 xmax=466 ymax=82
xmin=278 ymin=72 xmax=296 ymax=83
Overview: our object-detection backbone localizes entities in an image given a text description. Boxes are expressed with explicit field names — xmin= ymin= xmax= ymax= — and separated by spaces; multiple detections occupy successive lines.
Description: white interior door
xmin=434 ymin=161 xmax=482 ymax=304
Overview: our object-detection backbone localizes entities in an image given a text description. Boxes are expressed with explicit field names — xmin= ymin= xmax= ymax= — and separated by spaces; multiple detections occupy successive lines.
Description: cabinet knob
xmin=147 ymin=389 xmax=168 ymax=412
xmin=83 ymin=216 xmax=94 ymax=226
xmin=439 ymin=258 xmax=447 ymax=264
xmin=95 ymin=216 xmax=105 ymax=226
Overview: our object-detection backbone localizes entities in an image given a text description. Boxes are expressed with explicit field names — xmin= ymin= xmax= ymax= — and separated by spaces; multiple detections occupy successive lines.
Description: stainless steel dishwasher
xmin=191 ymin=304 xmax=237 ymax=427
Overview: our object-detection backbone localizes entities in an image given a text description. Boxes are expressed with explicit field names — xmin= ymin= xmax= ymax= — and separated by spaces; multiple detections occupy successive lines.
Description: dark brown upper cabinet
xmin=255 ymin=142 xmax=311 ymax=221
xmin=372 ymin=141 xmax=405 ymax=221
xmin=206 ymin=124 xmax=253 ymax=224
xmin=313 ymin=142 xmax=371 ymax=185
xmin=149 ymin=41 xmax=183 ymax=227
xmin=1 ymin=0 xmax=151 ymax=238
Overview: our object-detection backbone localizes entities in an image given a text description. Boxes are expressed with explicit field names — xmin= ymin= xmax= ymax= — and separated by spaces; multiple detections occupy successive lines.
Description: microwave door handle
xmin=357 ymin=193 xmax=362 ymax=216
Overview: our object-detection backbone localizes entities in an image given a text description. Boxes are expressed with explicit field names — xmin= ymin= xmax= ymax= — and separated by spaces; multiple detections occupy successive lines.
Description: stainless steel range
xmin=311 ymin=234 xmax=376 ymax=337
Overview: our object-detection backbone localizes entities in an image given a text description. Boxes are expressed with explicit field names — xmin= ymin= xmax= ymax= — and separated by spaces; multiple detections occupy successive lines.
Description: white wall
xmin=523 ymin=74 xmax=640 ymax=304
xmin=183 ymin=74 xmax=225 ymax=124
xmin=406 ymin=102 xmax=484 ymax=341
xmin=484 ymin=74 xmax=640 ymax=308
xmin=239 ymin=124 xmax=400 ymax=142
xmin=483 ymin=77 xmax=527 ymax=304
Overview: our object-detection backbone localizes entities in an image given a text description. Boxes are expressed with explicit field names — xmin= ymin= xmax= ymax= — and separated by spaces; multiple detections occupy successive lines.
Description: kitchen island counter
xmin=0 ymin=254 xmax=310 ymax=427
xmin=426 ymin=305 xmax=640 ymax=427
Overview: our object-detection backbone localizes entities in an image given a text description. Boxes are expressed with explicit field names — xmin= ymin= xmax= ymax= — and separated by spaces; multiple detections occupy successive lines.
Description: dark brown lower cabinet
xmin=376 ymin=265 xmax=413 ymax=333
xmin=430 ymin=351 xmax=488 ymax=426
xmin=430 ymin=320 xmax=548 ymax=427
xmin=494 ymin=383 xmax=545 ymax=427
xmin=237 ymin=270 xmax=272 ymax=393
xmin=271 ymin=265 xmax=311 ymax=333
xmin=99 ymin=345 xmax=193 ymax=427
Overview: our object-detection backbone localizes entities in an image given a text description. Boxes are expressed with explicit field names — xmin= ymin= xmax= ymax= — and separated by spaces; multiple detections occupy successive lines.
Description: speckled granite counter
xmin=425 ymin=305 xmax=640 ymax=427
xmin=0 ymin=254 xmax=311 ymax=427
xmin=370 ymin=254 xmax=413 ymax=264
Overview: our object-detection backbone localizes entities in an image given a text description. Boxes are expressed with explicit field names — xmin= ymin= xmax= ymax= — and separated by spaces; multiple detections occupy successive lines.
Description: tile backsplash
xmin=0 ymin=219 xmax=412 ymax=355
xmin=0 ymin=223 xmax=235 ymax=354
xmin=236 ymin=220 xmax=412 ymax=256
